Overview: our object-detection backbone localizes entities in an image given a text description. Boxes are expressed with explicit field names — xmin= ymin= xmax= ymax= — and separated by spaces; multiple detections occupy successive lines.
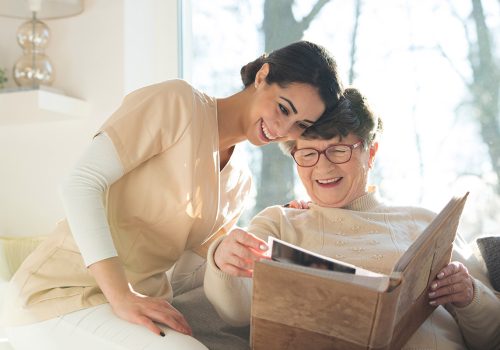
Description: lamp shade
xmin=0 ymin=0 xmax=83 ymax=19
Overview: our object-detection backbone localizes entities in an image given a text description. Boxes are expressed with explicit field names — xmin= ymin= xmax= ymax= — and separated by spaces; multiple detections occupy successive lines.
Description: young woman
xmin=2 ymin=41 xmax=344 ymax=350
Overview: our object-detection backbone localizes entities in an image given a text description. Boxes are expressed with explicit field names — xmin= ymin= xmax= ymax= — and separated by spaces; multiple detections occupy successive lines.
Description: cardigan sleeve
xmin=447 ymin=245 xmax=500 ymax=350
xmin=204 ymin=236 xmax=253 ymax=326
xmin=452 ymin=278 xmax=500 ymax=350
xmin=203 ymin=206 xmax=284 ymax=326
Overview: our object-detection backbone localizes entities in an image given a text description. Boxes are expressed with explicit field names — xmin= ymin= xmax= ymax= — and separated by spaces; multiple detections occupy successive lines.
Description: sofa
xmin=0 ymin=234 xmax=250 ymax=350
xmin=0 ymin=234 xmax=498 ymax=350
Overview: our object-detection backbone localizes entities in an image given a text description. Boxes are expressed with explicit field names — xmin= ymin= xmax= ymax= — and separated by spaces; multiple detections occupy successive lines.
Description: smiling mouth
xmin=316 ymin=177 xmax=342 ymax=186
xmin=261 ymin=120 xmax=278 ymax=141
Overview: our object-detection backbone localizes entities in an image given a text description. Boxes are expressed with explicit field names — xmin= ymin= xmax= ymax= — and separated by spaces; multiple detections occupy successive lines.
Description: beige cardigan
xmin=3 ymin=79 xmax=252 ymax=326
xmin=205 ymin=191 xmax=500 ymax=350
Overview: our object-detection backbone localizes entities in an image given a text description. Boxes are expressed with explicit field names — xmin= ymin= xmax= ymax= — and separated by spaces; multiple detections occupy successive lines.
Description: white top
xmin=59 ymin=132 xmax=124 ymax=266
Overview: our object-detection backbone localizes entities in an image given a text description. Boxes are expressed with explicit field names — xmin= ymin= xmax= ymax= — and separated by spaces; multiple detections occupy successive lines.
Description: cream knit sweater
xmin=204 ymin=192 xmax=500 ymax=350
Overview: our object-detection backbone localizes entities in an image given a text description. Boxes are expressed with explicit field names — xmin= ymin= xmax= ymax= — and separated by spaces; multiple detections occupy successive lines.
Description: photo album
xmin=251 ymin=193 xmax=469 ymax=350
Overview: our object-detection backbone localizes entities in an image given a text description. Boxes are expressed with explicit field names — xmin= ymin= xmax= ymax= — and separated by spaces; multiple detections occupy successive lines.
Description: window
xmin=182 ymin=0 xmax=500 ymax=242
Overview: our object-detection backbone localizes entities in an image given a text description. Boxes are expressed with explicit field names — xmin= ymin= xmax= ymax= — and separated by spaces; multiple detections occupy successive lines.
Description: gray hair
xmin=280 ymin=87 xmax=383 ymax=155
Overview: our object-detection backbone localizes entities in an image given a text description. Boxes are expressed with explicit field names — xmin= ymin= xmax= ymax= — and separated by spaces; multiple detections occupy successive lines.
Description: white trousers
xmin=5 ymin=303 xmax=208 ymax=350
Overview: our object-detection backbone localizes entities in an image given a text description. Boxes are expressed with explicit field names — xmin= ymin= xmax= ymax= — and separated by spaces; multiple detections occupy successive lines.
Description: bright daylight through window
xmin=182 ymin=0 xmax=500 ymax=243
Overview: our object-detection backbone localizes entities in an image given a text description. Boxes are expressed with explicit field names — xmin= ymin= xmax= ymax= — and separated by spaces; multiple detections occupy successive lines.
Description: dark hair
xmin=280 ymin=87 xmax=383 ymax=154
xmin=240 ymin=41 xmax=343 ymax=113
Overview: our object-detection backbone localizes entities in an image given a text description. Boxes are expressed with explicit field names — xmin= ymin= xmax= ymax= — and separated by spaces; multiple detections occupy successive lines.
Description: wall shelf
xmin=0 ymin=88 xmax=90 ymax=125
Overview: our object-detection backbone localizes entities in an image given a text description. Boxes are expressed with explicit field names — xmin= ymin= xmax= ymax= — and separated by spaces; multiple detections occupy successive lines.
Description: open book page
xmin=269 ymin=236 xmax=382 ymax=277
xmin=388 ymin=192 xmax=468 ymax=329
xmin=260 ymin=258 xmax=392 ymax=292
xmin=392 ymin=192 xmax=469 ymax=273
xmin=267 ymin=237 xmax=392 ymax=291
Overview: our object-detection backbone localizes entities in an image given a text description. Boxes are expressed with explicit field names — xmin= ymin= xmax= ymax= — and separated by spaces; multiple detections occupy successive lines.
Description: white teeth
xmin=261 ymin=121 xmax=277 ymax=140
xmin=317 ymin=178 xmax=341 ymax=184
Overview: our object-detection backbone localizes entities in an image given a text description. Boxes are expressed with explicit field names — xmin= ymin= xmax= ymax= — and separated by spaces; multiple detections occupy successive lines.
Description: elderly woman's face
xmin=296 ymin=133 xmax=378 ymax=208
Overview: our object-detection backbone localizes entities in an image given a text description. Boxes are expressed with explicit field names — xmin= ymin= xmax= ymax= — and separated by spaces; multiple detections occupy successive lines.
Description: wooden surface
xmin=390 ymin=247 xmax=453 ymax=350
xmin=252 ymin=317 xmax=371 ymax=350
xmin=252 ymin=262 xmax=392 ymax=348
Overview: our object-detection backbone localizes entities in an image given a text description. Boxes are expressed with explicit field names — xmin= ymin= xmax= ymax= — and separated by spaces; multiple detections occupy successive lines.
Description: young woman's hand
xmin=109 ymin=289 xmax=192 ymax=337
xmin=284 ymin=199 xmax=311 ymax=209
xmin=214 ymin=228 xmax=269 ymax=278
xmin=428 ymin=261 xmax=474 ymax=308
xmin=88 ymin=257 xmax=192 ymax=336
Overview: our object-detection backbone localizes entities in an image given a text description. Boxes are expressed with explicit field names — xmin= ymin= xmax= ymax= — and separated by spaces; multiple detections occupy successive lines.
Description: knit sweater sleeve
xmin=203 ymin=236 xmax=253 ymax=326
xmin=203 ymin=206 xmax=284 ymax=326
xmin=447 ymin=246 xmax=500 ymax=350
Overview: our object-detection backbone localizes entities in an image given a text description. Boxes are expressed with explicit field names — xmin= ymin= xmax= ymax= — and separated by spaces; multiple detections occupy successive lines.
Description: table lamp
xmin=0 ymin=0 xmax=83 ymax=88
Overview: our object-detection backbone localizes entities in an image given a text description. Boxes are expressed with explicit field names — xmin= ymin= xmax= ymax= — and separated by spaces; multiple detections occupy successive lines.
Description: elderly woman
xmin=203 ymin=88 xmax=500 ymax=350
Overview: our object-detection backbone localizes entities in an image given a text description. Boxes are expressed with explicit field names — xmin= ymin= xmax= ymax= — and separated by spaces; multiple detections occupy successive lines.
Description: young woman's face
xmin=296 ymin=133 xmax=378 ymax=208
xmin=247 ymin=64 xmax=325 ymax=145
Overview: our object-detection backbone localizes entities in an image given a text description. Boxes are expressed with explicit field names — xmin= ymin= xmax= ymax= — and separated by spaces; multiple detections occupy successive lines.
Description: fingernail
xmin=431 ymin=282 xmax=438 ymax=289
xmin=259 ymin=244 xmax=267 ymax=251
xmin=437 ymin=272 xmax=444 ymax=279
xmin=429 ymin=301 xmax=436 ymax=306
xmin=428 ymin=292 xmax=435 ymax=297
xmin=160 ymin=331 xmax=165 ymax=337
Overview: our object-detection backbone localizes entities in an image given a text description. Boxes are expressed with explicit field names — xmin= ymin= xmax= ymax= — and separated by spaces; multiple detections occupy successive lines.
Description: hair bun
xmin=240 ymin=54 xmax=266 ymax=87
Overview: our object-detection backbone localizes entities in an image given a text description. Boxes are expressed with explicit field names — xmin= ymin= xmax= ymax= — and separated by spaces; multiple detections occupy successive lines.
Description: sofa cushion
xmin=172 ymin=286 xmax=250 ymax=349
xmin=0 ymin=236 xmax=46 ymax=281
xmin=476 ymin=236 xmax=500 ymax=292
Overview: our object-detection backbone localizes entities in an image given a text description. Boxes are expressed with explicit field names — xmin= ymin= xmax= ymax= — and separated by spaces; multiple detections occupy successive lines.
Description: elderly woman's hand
xmin=214 ymin=228 xmax=269 ymax=278
xmin=428 ymin=261 xmax=474 ymax=308
xmin=284 ymin=199 xmax=311 ymax=209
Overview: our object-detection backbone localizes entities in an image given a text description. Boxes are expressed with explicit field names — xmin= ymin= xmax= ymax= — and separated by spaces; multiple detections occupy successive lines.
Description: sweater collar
xmin=310 ymin=186 xmax=382 ymax=213
xmin=343 ymin=190 xmax=381 ymax=211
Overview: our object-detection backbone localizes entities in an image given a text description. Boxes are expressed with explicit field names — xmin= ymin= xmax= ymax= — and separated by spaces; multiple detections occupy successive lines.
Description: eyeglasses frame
xmin=291 ymin=140 xmax=364 ymax=167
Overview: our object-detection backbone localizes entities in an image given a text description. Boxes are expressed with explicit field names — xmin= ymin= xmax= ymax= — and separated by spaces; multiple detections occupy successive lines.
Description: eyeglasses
xmin=291 ymin=141 xmax=364 ymax=167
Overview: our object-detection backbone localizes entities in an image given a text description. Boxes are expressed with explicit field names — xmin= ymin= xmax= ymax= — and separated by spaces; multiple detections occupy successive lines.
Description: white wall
xmin=0 ymin=0 xmax=180 ymax=237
